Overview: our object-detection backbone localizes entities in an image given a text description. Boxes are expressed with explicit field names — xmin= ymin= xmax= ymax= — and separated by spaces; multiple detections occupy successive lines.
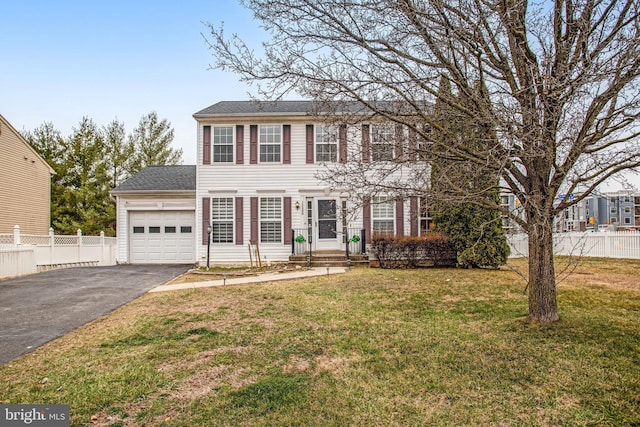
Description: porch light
xmin=295 ymin=201 xmax=300 ymax=211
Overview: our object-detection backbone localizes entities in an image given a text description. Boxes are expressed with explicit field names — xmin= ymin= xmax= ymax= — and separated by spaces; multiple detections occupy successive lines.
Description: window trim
xmin=418 ymin=197 xmax=433 ymax=235
xmin=258 ymin=124 xmax=282 ymax=164
xmin=259 ymin=196 xmax=283 ymax=243
xmin=315 ymin=124 xmax=338 ymax=163
xmin=211 ymin=197 xmax=235 ymax=244
xmin=370 ymin=124 xmax=395 ymax=162
xmin=211 ymin=125 xmax=235 ymax=164
xmin=372 ymin=195 xmax=395 ymax=235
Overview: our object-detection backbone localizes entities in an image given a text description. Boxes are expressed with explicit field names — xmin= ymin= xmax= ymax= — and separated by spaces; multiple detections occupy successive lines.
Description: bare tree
xmin=205 ymin=0 xmax=640 ymax=323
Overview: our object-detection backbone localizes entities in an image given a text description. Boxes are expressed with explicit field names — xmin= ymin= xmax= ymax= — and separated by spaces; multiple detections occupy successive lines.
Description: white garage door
xmin=129 ymin=211 xmax=195 ymax=264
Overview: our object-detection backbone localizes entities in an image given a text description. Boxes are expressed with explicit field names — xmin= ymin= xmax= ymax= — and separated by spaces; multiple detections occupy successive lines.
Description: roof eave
xmin=110 ymin=190 xmax=196 ymax=196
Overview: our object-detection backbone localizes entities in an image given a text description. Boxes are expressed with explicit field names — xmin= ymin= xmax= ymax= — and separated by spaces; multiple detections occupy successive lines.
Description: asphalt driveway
xmin=0 ymin=264 xmax=189 ymax=365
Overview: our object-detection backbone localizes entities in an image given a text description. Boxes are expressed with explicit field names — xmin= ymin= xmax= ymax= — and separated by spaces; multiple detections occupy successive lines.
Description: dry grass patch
xmin=1 ymin=258 xmax=639 ymax=426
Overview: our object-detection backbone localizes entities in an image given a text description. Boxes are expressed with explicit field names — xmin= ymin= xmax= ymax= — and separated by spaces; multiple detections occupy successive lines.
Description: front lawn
xmin=1 ymin=258 xmax=639 ymax=426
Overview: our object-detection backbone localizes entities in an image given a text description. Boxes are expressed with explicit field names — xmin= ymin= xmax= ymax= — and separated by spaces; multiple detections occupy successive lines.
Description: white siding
xmin=196 ymin=121 xmax=374 ymax=263
xmin=115 ymin=195 xmax=196 ymax=263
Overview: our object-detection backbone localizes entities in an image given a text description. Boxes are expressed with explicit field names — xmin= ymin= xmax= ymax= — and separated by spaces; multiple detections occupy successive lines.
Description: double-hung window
xmin=372 ymin=196 xmax=395 ymax=235
xmin=419 ymin=197 xmax=433 ymax=234
xmin=315 ymin=125 xmax=338 ymax=162
xmin=211 ymin=197 xmax=234 ymax=243
xmin=259 ymin=125 xmax=281 ymax=163
xmin=371 ymin=125 xmax=395 ymax=161
xmin=213 ymin=126 xmax=233 ymax=163
xmin=260 ymin=197 xmax=282 ymax=243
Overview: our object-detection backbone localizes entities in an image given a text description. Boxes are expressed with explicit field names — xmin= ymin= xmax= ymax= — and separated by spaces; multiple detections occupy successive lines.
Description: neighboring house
xmin=192 ymin=100 xmax=429 ymax=264
xmin=111 ymin=165 xmax=196 ymax=264
xmin=0 ymin=114 xmax=54 ymax=234
xmin=556 ymin=191 xmax=640 ymax=232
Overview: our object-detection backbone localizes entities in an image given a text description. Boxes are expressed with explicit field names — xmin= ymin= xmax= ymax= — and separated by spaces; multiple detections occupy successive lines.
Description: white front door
xmin=313 ymin=198 xmax=340 ymax=250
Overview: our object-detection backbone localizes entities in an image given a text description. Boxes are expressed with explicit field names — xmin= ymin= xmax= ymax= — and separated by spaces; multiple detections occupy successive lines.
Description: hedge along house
xmin=111 ymin=165 xmax=196 ymax=264
xmin=194 ymin=101 xmax=431 ymax=265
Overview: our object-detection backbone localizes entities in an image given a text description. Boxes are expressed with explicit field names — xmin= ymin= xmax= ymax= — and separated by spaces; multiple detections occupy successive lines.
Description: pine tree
xmin=103 ymin=119 xmax=134 ymax=189
xmin=127 ymin=112 xmax=182 ymax=175
xmin=431 ymin=77 xmax=509 ymax=268
xmin=23 ymin=123 xmax=67 ymax=233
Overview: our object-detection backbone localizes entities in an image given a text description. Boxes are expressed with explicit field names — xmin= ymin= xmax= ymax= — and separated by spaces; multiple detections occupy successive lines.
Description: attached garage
xmin=111 ymin=165 xmax=197 ymax=265
xmin=129 ymin=211 xmax=195 ymax=264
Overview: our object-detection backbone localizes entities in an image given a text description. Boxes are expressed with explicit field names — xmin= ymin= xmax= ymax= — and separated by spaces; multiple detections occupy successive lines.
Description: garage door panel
xmin=129 ymin=211 xmax=195 ymax=264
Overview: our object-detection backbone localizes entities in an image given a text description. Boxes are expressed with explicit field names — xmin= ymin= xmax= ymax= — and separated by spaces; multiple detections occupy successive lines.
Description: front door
xmin=314 ymin=198 xmax=340 ymax=250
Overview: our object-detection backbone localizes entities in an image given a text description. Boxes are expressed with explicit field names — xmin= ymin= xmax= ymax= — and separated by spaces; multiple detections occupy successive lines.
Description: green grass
xmin=1 ymin=259 xmax=639 ymax=426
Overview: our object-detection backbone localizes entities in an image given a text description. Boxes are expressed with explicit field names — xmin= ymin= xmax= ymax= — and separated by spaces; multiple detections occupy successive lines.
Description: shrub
xmin=371 ymin=233 xmax=457 ymax=269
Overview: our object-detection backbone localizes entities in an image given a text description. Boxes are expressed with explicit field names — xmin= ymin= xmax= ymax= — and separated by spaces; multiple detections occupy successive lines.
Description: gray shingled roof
xmin=111 ymin=165 xmax=196 ymax=193
xmin=194 ymin=100 xmax=318 ymax=116
xmin=193 ymin=100 xmax=431 ymax=117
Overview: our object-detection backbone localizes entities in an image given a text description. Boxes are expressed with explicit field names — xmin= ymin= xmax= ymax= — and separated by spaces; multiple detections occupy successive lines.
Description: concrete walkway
xmin=149 ymin=266 xmax=347 ymax=292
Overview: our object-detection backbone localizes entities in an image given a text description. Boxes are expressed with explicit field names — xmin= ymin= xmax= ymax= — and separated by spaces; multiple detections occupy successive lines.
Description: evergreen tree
xmin=24 ymin=112 xmax=182 ymax=237
xmin=431 ymin=77 xmax=509 ymax=268
xmin=56 ymin=117 xmax=114 ymax=235
xmin=23 ymin=123 xmax=67 ymax=233
xmin=103 ymin=119 xmax=134 ymax=188
xmin=127 ymin=111 xmax=182 ymax=174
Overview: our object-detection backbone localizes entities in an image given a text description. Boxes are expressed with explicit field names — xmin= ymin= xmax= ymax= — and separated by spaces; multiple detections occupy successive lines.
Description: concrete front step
xmin=288 ymin=253 xmax=370 ymax=268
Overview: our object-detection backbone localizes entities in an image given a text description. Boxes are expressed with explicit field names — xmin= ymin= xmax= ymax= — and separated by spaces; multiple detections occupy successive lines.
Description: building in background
xmin=0 ymin=114 xmax=54 ymax=234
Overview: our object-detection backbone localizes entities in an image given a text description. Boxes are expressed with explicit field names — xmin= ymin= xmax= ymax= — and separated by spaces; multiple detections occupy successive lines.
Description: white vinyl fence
xmin=0 ymin=226 xmax=116 ymax=279
xmin=508 ymin=231 xmax=640 ymax=259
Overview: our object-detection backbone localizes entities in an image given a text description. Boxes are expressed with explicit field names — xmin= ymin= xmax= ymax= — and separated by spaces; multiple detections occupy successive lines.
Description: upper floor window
xmin=213 ymin=126 xmax=234 ymax=163
xmin=372 ymin=196 xmax=395 ymax=235
xmin=371 ymin=125 xmax=395 ymax=161
xmin=316 ymin=125 xmax=338 ymax=162
xmin=211 ymin=197 xmax=234 ymax=243
xmin=260 ymin=197 xmax=282 ymax=243
xmin=259 ymin=125 xmax=281 ymax=163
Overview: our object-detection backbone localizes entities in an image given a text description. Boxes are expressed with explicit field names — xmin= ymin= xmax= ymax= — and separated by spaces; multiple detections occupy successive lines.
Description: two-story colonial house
xmin=193 ymin=100 xmax=429 ymax=265
xmin=114 ymin=100 xmax=432 ymax=265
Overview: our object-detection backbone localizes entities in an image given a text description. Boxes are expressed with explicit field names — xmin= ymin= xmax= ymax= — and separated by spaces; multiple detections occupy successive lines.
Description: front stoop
xmin=288 ymin=250 xmax=370 ymax=268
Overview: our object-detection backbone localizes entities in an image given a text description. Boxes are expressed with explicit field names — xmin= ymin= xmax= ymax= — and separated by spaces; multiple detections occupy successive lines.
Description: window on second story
xmin=211 ymin=197 xmax=234 ymax=243
xmin=212 ymin=126 xmax=234 ymax=163
xmin=315 ymin=125 xmax=338 ymax=162
xmin=372 ymin=196 xmax=395 ymax=235
xmin=259 ymin=125 xmax=281 ymax=163
xmin=371 ymin=125 xmax=395 ymax=161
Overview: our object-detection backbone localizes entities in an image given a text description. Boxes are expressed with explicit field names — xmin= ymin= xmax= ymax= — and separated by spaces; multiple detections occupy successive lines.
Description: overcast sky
xmin=0 ymin=0 xmax=264 ymax=165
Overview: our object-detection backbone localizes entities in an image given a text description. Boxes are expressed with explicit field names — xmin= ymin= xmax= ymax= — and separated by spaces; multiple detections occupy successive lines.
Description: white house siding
xmin=195 ymin=117 xmax=420 ymax=264
xmin=115 ymin=195 xmax=196 ymax=264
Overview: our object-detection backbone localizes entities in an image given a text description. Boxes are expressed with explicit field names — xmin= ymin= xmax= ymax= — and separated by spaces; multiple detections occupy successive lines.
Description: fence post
xmin=13 ymin=225 xmax=21 ymax=245
xmin=77 ymin=229 xmax=82 ymax=263
xmin=49 ymin=227 xmax=55 ymax=265
xmin=100 ymin=231 xmax=105 ymax=265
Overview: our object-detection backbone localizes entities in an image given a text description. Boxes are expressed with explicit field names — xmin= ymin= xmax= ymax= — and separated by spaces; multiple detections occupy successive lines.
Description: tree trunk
xmin=527 ymin=216 xmax=559 ymax=323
